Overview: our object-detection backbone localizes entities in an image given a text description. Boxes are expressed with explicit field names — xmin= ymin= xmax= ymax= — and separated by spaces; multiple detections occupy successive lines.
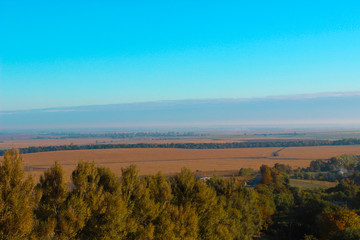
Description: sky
xmin=1 ymin=1 xmax=360 ymax=111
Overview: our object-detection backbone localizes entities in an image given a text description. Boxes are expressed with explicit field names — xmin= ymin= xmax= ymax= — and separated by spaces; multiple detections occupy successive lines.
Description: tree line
xmin=0 ymin=149 xmax=264 ymax=240
xmin=291 ymin=154 xmax=360 ymax=182
xmin=2 ymin=149 xmax=360 ymax=239
xmin=34 ymin=132 xmax=205 ymax=140
xmin=260 ymin=162 xmax=360 ymax=240
xmin=2 ymin=138 xmax=360 ymax=156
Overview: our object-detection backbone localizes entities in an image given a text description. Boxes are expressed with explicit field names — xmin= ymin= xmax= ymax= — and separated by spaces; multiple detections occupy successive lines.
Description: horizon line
xmin=2 ymin=90 xmax=360 ymax=112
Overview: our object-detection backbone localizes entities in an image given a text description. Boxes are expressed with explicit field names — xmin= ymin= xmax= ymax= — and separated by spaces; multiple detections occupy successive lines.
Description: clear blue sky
xmin=1 ymin=1 xmax=360 ymax=111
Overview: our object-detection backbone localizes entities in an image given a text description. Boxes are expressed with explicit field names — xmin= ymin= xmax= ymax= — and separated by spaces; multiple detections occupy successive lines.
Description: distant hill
xmin=1 ymin=92 xmax=360 ymax=130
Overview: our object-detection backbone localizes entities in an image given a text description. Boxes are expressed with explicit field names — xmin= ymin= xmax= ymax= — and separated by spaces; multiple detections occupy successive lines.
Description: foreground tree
xmin=0 ymin=149 xmax=35 ymax=239
xmin=58 ymin=162 xmax=128 ymax=239
xmin=171 ymin=168 xmax=232 ymax=240
xmin=120 ymin=165 xmax=161 ymax=239
xmin=34 ymin=161 xmax=68 ymax=239
xmin=318 ymin=208 xmax=360 ymax=240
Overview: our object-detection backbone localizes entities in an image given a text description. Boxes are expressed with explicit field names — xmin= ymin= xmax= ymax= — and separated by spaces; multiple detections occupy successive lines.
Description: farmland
xmin=2 ymin=131 xmax=360 ymax=179
xmin=289 ymin=179 xmax=338 ymax=189
xmin=2 ymin=145 xmax=360 ymax=180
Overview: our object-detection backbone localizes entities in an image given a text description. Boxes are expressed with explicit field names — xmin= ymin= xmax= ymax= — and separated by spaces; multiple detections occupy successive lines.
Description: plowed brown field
xmin=2 ymin=145 xmax=360 ymax=179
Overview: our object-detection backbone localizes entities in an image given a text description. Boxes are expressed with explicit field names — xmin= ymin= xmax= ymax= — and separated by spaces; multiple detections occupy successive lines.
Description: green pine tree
xmin=34 ymin=161 xmax=68 ymax=239
xmin=0 ymin=149 xmax=36 ymax=240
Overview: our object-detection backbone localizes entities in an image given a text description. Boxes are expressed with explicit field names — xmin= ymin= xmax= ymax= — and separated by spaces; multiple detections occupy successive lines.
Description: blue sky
xmin=1 ymin=1 xmax=360 ymax=111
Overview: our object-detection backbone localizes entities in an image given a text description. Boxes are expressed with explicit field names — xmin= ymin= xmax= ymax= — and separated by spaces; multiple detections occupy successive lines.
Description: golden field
xmin=279 ymin=145 xmax=360 ymax=159
xmin=2 ymin=145 xmax=360 ymax=179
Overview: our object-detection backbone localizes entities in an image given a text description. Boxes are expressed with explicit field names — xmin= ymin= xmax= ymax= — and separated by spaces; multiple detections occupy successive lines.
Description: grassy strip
xmin=289 ymin=179 xmax=337 ymax=189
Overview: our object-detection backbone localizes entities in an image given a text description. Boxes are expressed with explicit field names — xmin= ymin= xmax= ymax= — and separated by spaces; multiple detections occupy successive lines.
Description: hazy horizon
xmin=1 ymin=91 xmax=359 ymax=112
xmin=2 ymin=92 xmax=360 ymax=131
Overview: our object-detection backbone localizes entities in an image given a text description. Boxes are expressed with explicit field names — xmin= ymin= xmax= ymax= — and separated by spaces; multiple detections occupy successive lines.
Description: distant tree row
xmin=308 ymin=154 xmax=360 ymax=172
xmin=289 ymin=154 xmax=360 ymax=183
xmin=2 ymin=138 xmax=360 ymax=156
xmin=34 ymin=131 xmax=205 ymax=140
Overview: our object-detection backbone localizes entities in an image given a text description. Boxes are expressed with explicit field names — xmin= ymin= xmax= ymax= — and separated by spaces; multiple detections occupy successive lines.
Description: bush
xmin=239 ymin=168 xmax=254 ymax=177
